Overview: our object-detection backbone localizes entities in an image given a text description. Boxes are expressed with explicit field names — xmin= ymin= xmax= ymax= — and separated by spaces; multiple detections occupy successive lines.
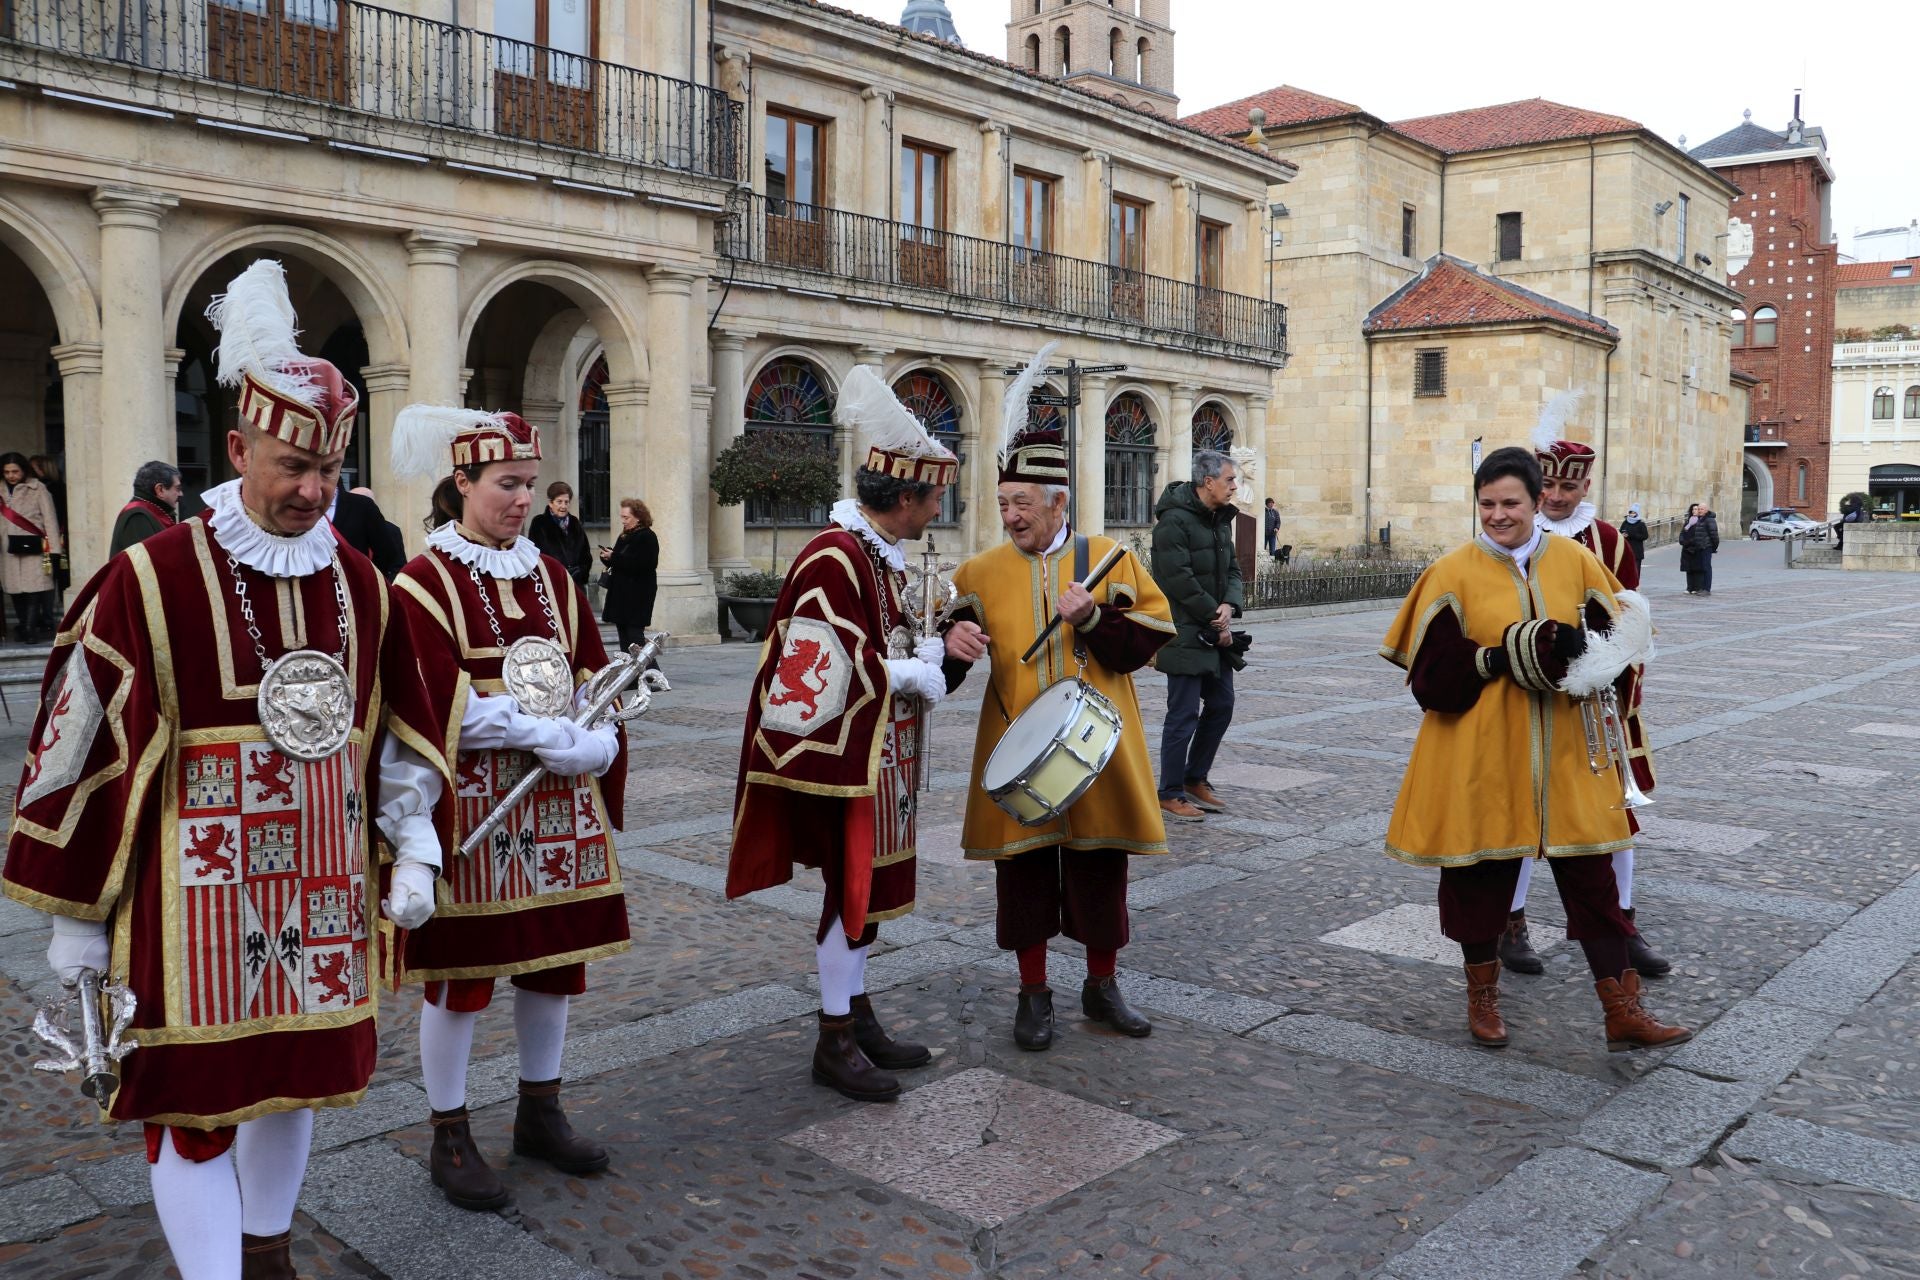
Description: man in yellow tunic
xmin=1380 ymin=446 xmax=1690 ymax=1053
xmin=943 ymin=374 xmax=1175 ymax=1052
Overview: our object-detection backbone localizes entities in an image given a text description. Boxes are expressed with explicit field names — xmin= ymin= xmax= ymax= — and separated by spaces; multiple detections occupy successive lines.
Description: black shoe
xmin=1081 ymin=975 xmax=1151 ymax=1037
xmin=1014 ymin=983 xmax=1054 ymax=1051
xmin=1498 ymin=910 xmax=1544 ymax=976
xmin=429 ymin=1107 xmax=511 ymax=1211
xmin=512 ymin=1078 xmax=611 ymax=1174
xmin=810 ymin=1012 xmax=901 ymax=1102
xmin=849 ymin=993 xmax=932 ymax=1070
xmin=1624 ymin=909 xmax=1672 ymax=978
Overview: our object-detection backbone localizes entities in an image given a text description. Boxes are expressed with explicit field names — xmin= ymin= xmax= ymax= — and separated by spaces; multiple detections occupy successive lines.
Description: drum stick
xmin=1021 ymin=543 xmax=1126 ymax=664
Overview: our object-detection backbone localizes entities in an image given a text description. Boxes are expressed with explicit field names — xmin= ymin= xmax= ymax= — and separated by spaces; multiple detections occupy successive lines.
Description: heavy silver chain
xmin=225 ymin=552 xmax=350 ymax=673
xmin=468 ymin=562 xmax=559 ymax=649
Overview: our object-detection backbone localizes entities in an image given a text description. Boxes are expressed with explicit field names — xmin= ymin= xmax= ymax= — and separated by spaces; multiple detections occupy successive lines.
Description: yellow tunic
xmin=1380 ymin=535 xmax=1633 ymax=868
xmin=951 ymin=536 xmax=1176 ymax=860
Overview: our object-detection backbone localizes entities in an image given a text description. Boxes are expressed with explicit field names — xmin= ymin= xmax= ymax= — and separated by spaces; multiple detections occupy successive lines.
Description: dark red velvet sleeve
xmin=1076 ymin=605 xmax=1171 ymax=675
xmin=1408 ymin=607 xmax=1497 ymax=714
xmin=940 ymin=601 xmax=982 ymax=694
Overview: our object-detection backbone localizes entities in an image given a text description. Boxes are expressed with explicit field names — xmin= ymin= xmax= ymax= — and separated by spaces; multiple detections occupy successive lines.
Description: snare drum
xmin=982 ymin=678 xmax=1124 ymax=826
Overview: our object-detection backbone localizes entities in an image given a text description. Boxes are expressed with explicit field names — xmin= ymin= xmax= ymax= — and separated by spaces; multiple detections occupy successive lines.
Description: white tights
xmin=420 ymin=989 xmax=574 ymax=1111
xmin=816 ymin=916 xmax=871 ymax=1017
xmin=149 ymin=1108 xmax=313 ymax=1280
xmin=1511 ymin=847 xmax=1635 ymax=912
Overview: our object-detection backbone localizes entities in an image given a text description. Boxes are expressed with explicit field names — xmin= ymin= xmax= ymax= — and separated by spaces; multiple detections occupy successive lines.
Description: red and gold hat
xmin=998 ymin=428 xmax=1070 ymax=485
xmin=1530 ymin=389 xmax=1594 ymax=483
xmin=207 ymin=260 xmax=358 ymax=456
xmin=390 ymin=405 xmax=543 ymax=480
xmin=836 ymin=366 xmax=958 ymax=487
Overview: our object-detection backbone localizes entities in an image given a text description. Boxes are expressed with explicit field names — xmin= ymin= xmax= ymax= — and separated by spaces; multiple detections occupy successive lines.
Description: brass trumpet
xmin=1579 ymin=687 xmax=1653 ymax=810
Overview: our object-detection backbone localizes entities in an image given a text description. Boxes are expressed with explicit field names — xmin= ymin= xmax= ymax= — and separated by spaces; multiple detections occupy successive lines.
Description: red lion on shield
xmin=767 ymin=638 xmax=833 ymax=723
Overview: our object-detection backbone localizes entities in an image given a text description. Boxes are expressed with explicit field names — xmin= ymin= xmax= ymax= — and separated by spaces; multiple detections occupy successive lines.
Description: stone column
xmin=1168 ymin=382 xmax=1197 ymax=483
xmin=708 ymin=330 xmax=752 ymax=579
xmin=978 ymin=120 xmax=1010 ymax=242
xmin=51 ymin=342 xmax=105 ymax=580
xmin=1076 ymin=150 xmax=1109 ymax=262
xmin=643 ymin=265 xmax=718 ymax=644
xmin=1167 ymin=178 xmax=1197 ymax=285
xmin=1075 ymin=373 xmax=1110 ymax=536
xmin=402 ymin=230 xmax=474 ymax=537
xmin=971 ymin=360 xmax=1007 ymax=554
xmin=92 ymin=188 xmax=176 ymax=546
xmin=360 ymin=363 xmax=416 ymax=552
xmin=861 ymin=88 xmax=894 ymax=218
xmin=1246 ymin=392 xmax=1271 ymax=512
xmin=602 ymin=379 xmax=648 ymax=533
xmin=847 ymin=346 xmax=892 ymax=493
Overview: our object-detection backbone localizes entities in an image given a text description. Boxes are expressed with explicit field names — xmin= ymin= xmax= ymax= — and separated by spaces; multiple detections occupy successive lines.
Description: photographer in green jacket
xmin=1150 ymin=450 xmax=1246 ymax=822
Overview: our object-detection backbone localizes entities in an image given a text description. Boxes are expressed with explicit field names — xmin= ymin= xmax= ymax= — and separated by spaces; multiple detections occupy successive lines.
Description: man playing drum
xmin=727 ymin=367 xmax=966 ymax=1103
xmin=942 ymin=348 xmax=1177 ymax=1052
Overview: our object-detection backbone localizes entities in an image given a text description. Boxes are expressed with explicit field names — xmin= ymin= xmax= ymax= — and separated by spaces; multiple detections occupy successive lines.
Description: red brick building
xmin=1690 ymin=106 xmax=1839 ymax=521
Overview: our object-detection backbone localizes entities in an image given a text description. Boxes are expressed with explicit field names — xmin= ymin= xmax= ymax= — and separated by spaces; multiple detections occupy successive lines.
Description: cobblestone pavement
xmin=4 ymin=541 xmax=1920 ymax=1278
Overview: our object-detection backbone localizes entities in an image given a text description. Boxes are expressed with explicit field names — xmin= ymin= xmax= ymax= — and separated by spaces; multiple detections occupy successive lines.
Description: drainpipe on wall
xmin=1599 ymin=349 xmax=1613 ymax=515
xmin=1363 ymin=336 xmax=1374 ymax=545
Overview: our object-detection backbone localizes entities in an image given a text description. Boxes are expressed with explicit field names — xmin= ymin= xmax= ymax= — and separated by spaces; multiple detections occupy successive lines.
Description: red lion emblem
xmin=456 ymin=754 xmax=489 ymax=792
xmin=247 ymin=752 xmax=296 ymax=806
xmin=184 ymin=823 xmax=238 ymax=881
xmin=309 ymin=951 xmax=352 ymax=1003
xmin=768 ymin=638 xmax=834 ymax=723
xmin=23 ymin=686 xmax=73 ymax=791
xmin=540 ymin=847 xmax=572 ymax=887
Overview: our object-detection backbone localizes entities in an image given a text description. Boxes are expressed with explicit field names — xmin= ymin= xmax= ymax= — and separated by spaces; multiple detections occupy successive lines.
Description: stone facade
xmin=1830 ymin=340 xmax=1920 ymax=520
xmin=1839 ymin=521 xmax=1920 ymax=570
xmin=1004 ymin=0 xmax=1176 ymax=118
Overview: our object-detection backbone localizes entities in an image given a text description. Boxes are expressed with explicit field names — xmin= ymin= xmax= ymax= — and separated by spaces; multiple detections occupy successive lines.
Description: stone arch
xmin=1107 ymin=381 xmax=1166 ymax=424
xmin=1742 ymin=451 xmax=1774 ymax=517
xmin=163 ymin=223 xmax=407 ymax=364
xmin=459 ymin=258 xmax=645 ymax=387
xmin=1191 ymin=396 xmax=1238 ymax=452
xmin=881 ymin=356 xmax=978 ymax=428
xmin=0 ymin=194 xmax=100 ymax=346
xmin=746 ymin=346 xmax=842 ymax=402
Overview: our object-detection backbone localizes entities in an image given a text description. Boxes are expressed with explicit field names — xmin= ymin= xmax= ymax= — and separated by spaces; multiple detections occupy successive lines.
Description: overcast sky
xmin=833 ymin=0 xmax=1916 ymax=259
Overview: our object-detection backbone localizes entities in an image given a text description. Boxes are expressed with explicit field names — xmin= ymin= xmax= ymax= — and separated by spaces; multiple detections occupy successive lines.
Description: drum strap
xmin=1072 ymin=534 xmax=1089 ymax=662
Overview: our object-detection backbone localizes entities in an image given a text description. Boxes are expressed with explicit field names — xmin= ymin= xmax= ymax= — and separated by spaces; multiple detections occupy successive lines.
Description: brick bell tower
xmin=1006 ymin=0 xmax=1178 ymax=118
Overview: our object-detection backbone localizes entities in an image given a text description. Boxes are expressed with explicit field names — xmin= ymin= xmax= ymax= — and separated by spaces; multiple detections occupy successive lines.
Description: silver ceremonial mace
xmin=34 ymin=968 xmax=138 ymax=1103
xmin=918 ymin=536 xmax=938 ymax=793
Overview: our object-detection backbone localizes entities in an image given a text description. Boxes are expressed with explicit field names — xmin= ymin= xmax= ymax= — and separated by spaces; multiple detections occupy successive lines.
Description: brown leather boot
xmin=1595 ymin=970 xmax=1692 ymax=1052
xmin=811 ymin=1011 xmax=900 ymax=1102
xmin=1465 ymin=960 xmax=1508 ymax=1047
xmin=240 ymin=1230 xmax=295 ymax=1280
xmin=848 ymin=993 xmax=932 ymax=1070
xmin=513 ymin=1079 xmax=610 ymax=1174
xmin=429 ymin=1107 xmax=510 ymax=1211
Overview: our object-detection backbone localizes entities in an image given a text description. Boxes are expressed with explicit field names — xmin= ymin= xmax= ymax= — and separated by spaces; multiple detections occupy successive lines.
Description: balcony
xmin=1745 ymin=425 xmax=1787 ymax=448
xmin=0 ymin=0 xmax=742 ymax=183
xmin=718 ymin=193 xmax=1288 ymax=364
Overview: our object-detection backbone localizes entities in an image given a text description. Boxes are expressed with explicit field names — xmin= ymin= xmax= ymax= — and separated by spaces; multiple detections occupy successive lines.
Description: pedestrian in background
xmin=330 ymin=483 xmax=406 ymax=578
xmin=1152 ymin=450 xmax=1245 ymax=822
xmin=1620 ymin=504 xmax=1648 ymax=567
xmin=530 ymin=480 xmax=592 ymax=588
xmin=29 ymin=455 xmax=67 ymax=596
xmin=1263 ymin=497 xmax=1281 ymax=561
xmin=1680 ymin=503 xmax=1719 ymax=596
xmin=599 ymin=497 xmax=658 ymax=651
xmin=1 ymin=451 xmax=62 ymax=643
xmin=109 ymin=460 xmax=182 ymax=558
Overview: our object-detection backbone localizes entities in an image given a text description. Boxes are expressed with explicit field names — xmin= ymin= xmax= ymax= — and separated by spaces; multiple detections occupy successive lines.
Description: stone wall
xmin=1841 ymin=523 xmax=1920 ymax=571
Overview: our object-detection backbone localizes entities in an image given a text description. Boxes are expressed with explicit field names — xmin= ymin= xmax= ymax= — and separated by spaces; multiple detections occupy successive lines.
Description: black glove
xmin=1549 ymin=621 xmax=1588 ymax=662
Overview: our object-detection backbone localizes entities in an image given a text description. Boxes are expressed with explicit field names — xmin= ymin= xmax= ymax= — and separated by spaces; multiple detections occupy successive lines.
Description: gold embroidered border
xmin=398 ymin=937 xmax=632 ymax=985
xmin=432 ymin=880 xmax=626 ymax=918
xmin=865 ymin=901 xmax=916 ymax=926
xmin=872 ymin=843 xmax=917 ymax=869
xmin=137 ymin=1086 xmax=370 ymax=1130
xmin=135 ymin=1000 xmax=378 ymax=1047
xmin=964 ymin=833 xmax=1170 ymax=860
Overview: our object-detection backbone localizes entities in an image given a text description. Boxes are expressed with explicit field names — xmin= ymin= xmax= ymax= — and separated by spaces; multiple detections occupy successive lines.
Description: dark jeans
xmin=1685 ymin=563 xmax=1712 ymax=593
xmin=615 ymin=622 xmax=646 ymax=653
xmin=1158 ymin=666 xmax=1235 ymax=798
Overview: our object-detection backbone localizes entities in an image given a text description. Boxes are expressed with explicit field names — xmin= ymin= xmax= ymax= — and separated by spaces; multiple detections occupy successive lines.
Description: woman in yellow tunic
xmin=1381 ymin=446 xmax=1690 ymax=1053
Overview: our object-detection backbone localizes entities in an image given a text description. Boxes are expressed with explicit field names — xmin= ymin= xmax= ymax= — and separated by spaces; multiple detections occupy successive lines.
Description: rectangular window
xmin=1893 ymin=265 xmax=1914 ymax=279
xmin=1402 ymin=204 xmax=1417 ymax=258
xmin=1414 ymin=347 xmax=1447 ymax=397
xmin=1013 ymin=170 xmax=1053 ymax=255
xmin=1196 ymin=219 xmax=1227 ymax=289
xmin=1675 ymin=193 xmax=1690 ymax=264
xmin=1796 ymin=462 xmax=1808 ymax=503
xmin=1496 ymin=212 xmax=1523 ymax=262
xmin=900 ymin=141 xmax=947 ymax=236
xmin=765 ymin=109 xmax=824 ymax=210
xmin=1109 ymin=196 xmax=1147 ymax=271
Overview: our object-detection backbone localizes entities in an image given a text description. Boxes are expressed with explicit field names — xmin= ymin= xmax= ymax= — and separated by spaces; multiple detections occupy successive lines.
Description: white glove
xmin=883 ymin=657 xmax=946 ymax=707
xmin=382 ymin=861 xmax=438 ymax=930
xmin=47 ymin=914 xmax=108 ymax=984
xmin=914 ymin=635 xmax=946 ymax=667
xmin=533 ymin=718 xmax=622 ymax=778
xmin=463 ymin=693 xmax=572 ymax=755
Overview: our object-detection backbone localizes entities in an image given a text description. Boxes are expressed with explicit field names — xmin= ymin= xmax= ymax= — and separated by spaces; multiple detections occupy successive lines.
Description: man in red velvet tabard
xmin=727 ymin=366 xmax=968 ymax=1104
xmin=380 ymin=403 xmax=628 ymax=1211
xmin=3 ymin=260 xmax=449 ymax=1280
xmin=1501 ymin=394 xmax=1670 ymax=980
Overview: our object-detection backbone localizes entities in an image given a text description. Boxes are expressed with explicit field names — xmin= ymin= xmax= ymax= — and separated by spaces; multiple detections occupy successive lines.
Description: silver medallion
xmin=257 ymin=650 xmax=354 ymax=762
xmin=502 ymin=635 xmax=574 ymax=718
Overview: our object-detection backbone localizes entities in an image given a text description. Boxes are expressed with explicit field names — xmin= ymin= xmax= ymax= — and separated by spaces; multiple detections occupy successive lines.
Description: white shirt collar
xmin=1535 ymin=500 xmax=1596 ymax=539
xmin=1480 ymin=526 xmax=1544 ymax=574
xmin=831 ymin=498 xmax=905 ymax=572
xmin=1042 ymin=521 xmax=1072 ymax=556
xmin=204 ymin=480 xmax=339 ymax=578
xmin=427 ymin=519 xmax=543 ymax=579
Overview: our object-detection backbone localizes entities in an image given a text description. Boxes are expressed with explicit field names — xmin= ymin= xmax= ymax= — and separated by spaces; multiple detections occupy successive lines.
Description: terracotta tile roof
xmin=1364 ymin=255 xmax=1618 ymax=339
xmin=1835 ymin=259 xmax=1920 ymax=287
xmin=1179 ymin=85 xmax=1367 ymax=137
xmin=1391 ymin=98 xmax=1642 ymax=155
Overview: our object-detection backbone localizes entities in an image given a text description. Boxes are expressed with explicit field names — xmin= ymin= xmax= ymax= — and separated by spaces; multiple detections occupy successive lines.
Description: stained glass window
xmin=1192 ymin=402 xmax=1232 ymax=455
xmin=746 ymin=358 xmax=834 ymax=525
xmin=1104 ymin=392 xmax=1156 ymax=526
xmin=892 ymin=370 xmax=963 ymax=525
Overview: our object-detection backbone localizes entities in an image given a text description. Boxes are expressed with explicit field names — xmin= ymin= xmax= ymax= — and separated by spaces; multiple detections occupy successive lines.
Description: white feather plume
xmin=1560 ymin=589 xmax=1654 ymax=697
xmin=390 ymin=404 xmax=511 ymax=480
xmin=1530 ymin=388 xmax=1585 ymax=454
xmin=998 ymin=341 xmax=1061 ymax=465
xmin=204 ymin=260 xmax=319 ymax=406
xmin=834 ymin=366 xmax=954 ymax=460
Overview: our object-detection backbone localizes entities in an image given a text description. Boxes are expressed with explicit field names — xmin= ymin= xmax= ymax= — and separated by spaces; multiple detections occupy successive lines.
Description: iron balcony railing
xmin=720 ymin=192 xmax=1288 ymax=359
xmin=0 ymin=0 xmax=742 ymax=181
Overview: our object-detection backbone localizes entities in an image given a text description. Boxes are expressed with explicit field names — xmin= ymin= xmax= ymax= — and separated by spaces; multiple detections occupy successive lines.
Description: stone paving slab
xmin=1663 ymin=999 xmax=1846 ymax=1085
xmin=1724 ymin=1114 xmax=1920 ymax=1202
xmin=0 ymin=1173 xmax=97 ymax=1244
xmin=1578 ymin=1068 xmax=1769 ymax=1167
xmin=973 ymin=950 xmax=1290 ymax=1034
xmin=1755 ymin=929 xmax=1920 ymax=1013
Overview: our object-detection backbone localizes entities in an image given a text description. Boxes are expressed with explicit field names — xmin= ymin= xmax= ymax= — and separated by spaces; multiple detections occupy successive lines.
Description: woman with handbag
xmin=1 ymin=451 xmax=63 ymax=643
xmin=597 ymin=497 xmax=658 ymax=652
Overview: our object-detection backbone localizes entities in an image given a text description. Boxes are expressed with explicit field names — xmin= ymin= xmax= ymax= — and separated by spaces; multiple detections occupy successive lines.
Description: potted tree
xmin=710 ymin=428 xmax=840 ymax=638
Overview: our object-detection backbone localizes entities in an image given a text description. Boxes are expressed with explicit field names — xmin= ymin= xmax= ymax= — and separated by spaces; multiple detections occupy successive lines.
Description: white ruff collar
xmin=831 ymin=499 xmax=905 ymax=572
xmin=204 ymin=480 xmax=338 ymax=578
xmin=1536 ymin=501 xmax=1596 ymax=539
xmin=428 ymin=520 xmax=542 ymax=579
